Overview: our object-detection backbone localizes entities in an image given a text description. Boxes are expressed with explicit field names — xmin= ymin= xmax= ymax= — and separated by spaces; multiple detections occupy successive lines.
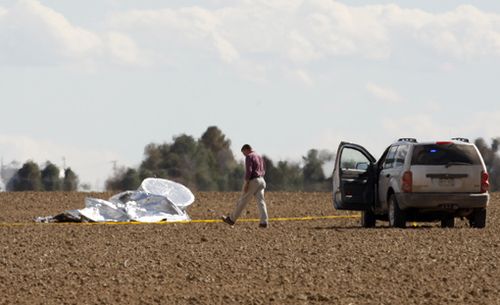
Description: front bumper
xmin=395 ymin=192 xmax=489 ymax=210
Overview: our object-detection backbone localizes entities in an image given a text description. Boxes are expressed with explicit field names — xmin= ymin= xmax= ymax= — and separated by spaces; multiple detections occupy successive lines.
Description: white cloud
xmin=0 ymin=0 xmax=148 ymax=67
xmin=2 ymin=1 xmax=500 ymax=75
xmin=108 ymin=6 xmax=240 ymax=64
xmin=366 ymin=82 xmax=402 ymax=104
xmin=382 ymin=114 xmax=447 ymax=139
xmin=0 ymin=134 xmax=130 ymax=190
xmin=382 ymin=112 xmax=500 ymax=142
xmin=0 ymin=0 xmax=101 ymax=65
xmin=106 ymin=31 xmax=145 ymax=66
xmin=411 ymin=5 xmax=500 ymax=60
xmin=211 ymin=32 xmax=240 ymax=63
xmin=108 ymin=1 xmax=393 ymax=65
xmin=439 ymin=62 xmax=456 ymax=72
xmin=103 ymin=1 xmax=500 ymax=82
xmin=0 ymin=6 xmax=7 ymax=18
xmin=299 ymin=1 xmax=391 ymax=59
xmin=289 ymin=68 xmax=314 ymax=86
xmin=423 ymin=100 xmax=443 ymax=113
xmin=287 ymin=30 xmax=320 ymax=63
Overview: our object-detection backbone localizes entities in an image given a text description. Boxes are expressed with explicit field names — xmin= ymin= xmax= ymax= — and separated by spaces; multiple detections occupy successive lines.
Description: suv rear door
xmin=410 ymin=143 xmax=484 ymax=193
xmin=333 ymin=142 xmax=376 ymax=210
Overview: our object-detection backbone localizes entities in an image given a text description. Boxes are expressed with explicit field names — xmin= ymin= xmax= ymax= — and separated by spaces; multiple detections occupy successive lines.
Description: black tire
xmin=388 ymin=195 xmax=406 ymax=228
xmin=469 ymin=208 xmax=486 ymax=228
xmin=441 ymin=214 xmax=455 ymax=228
xmin=361 ymin=210 xmax=376 ymax=228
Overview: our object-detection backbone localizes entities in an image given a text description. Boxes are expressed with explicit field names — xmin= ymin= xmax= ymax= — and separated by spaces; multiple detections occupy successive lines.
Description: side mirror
xmin=355 ymin=162 xmax=369 ymax=171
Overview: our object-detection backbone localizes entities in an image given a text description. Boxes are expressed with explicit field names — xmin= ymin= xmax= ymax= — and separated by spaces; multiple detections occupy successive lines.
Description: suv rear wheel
xmin=361 ymin=210 xmax=376 ymax=228
xmin=388 ymin=194 xmax=406 ymax=228
xmin=469 ymin=208 xmax=486 ymax=228
xmin=441 ymin=214 xmax=455 ymax=228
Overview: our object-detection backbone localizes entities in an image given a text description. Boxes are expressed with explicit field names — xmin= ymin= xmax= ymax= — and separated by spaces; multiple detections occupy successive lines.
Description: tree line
xmin=475 ymin=138 xmax=500 ymax=192
xmin=106 ymin=126 xmax=334 ymax=192
xmin=2 ymin=131 xmax=498 ymax=193
xmin=107 ymin=128 xmax=500 ymax=193
xmin=4 ymin=161 xmax=79 ymax=191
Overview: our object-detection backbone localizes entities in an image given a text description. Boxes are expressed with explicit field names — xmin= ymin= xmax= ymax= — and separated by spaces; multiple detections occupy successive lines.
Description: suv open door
xmin=333 ymin=142 xmax=376 ymax=210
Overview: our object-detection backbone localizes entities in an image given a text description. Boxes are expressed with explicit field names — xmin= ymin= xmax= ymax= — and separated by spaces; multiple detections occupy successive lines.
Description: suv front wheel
xmin=388 ymin=195 xmax=406 ymax=228
xmin=361 ymin=210 xmax=376 ymax=228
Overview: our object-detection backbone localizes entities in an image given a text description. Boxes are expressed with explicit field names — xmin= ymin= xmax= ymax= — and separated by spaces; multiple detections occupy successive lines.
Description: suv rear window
xmin=411 ymin=144 xmax=481 ymax=166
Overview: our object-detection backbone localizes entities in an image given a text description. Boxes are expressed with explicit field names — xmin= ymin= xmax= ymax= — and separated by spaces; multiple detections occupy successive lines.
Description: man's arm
xmin=245 ymin=156 xmax=252 ymax=181
xmin=243 ymin=156 xmax=252 ymax=192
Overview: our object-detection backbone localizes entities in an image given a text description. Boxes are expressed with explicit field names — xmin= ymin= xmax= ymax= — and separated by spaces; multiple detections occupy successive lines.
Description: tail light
xmin=481 ymin=171 xmax=489 ymax=193
xmin=402 ymin=171 xmax=413 ymax=193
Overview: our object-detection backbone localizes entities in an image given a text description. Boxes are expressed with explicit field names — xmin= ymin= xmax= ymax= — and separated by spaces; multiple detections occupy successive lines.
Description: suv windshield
xmin=411 ymin=144 xmax=481 ymax=166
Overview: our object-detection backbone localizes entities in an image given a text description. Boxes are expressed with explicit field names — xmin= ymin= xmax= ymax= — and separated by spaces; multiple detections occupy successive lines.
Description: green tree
xmin=200 ymin=126 xmax=232 ymax=153
xmin=263 ymin=156 xmax=281 ymax=191
xmin=41 ymin=162 xmax=61 ymax=191
xmin=228 ymin=165 xmax=245 ymax=191
xmin=135 ymin=134 xmax=219 ymax=191
xmin=278 ymin=161 xmax=303 ymax=191
xmin=106 ymin=167 xmax=141 ymax=191
xmin=168 ymin=134 xmax=198 ymax=182
xmin=10 ymin=160 xmax=42 ymax=191
xmin=302 ymin=149 xmax=333 ymax=191
xmin=106 ymin=126 xmax=340 ymax=192
xmin=264 ymin=156 xmax=303 ymax=191
xmin=62 ymin=168 xmax=79 ymax=191
xmin=200 ymin=126 xmax=238 ymax=190
xmin=106 ymin=166 xmax=124 ymax=191
xmin=141 ymin=143 xmax=166 ymax=172
xmin=121 ymin=168 xmax=141 ymax=190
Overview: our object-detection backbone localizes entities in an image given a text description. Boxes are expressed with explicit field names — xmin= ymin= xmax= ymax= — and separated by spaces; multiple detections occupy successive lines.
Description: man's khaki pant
xmin=230 ymin=177 xmax=268 ymax=224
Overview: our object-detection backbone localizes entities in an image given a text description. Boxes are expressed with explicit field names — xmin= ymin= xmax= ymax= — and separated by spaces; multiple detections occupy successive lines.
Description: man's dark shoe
xmin=259 ymin=223 xmax=268 ymax=228
xmin=221 ymin=215 xmax=235 ymax=226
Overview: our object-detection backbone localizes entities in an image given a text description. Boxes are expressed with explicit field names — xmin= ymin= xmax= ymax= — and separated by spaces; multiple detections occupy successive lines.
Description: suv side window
xmin=383 ymin=146 xmax=398 ymax=169
xmin=341 ymin=148 xmax=371 ymax=171
xmin=394 ymin=145 xmax=409 ymax=168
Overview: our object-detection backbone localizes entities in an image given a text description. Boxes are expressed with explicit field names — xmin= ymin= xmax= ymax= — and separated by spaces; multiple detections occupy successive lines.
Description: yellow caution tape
xmin=0 ymin=214 xmax=360 ymax=227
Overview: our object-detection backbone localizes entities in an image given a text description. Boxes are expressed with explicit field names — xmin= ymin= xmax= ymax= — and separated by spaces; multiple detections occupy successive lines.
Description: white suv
xmin=332 ymin=138 xmax=490 ymax=228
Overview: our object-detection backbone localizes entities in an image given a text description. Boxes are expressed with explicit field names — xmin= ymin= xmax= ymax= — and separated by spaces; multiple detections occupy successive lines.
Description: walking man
xmin=222 ymin=144 xmax=269 ymax=228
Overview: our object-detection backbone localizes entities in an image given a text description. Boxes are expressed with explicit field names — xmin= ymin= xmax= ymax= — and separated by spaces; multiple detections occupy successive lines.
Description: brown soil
xmin=1 ymin=192 xmax=499 ymax=305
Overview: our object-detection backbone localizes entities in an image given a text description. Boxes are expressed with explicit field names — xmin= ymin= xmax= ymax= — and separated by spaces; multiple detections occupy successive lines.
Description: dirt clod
xmin=1 ymin=192 xmax=500 ymax=305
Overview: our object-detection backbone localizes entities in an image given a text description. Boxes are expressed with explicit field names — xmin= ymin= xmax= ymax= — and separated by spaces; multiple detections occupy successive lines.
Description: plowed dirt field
xmin=1 ymin=192 xmax=499 ymax=305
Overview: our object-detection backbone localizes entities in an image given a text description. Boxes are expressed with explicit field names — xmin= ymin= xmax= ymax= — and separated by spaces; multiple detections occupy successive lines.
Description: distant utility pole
xmin=111 ymin=160 xmax=117 ymax=173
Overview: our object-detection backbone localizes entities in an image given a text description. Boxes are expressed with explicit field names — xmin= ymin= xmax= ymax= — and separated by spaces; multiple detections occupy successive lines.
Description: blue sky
xmin=1 ymin=0 xmax=500 ymax=189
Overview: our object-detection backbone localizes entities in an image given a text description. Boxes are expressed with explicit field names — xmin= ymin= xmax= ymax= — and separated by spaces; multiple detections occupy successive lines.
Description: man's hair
xmin=241 ymin=144 xmax=252 ymax=152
